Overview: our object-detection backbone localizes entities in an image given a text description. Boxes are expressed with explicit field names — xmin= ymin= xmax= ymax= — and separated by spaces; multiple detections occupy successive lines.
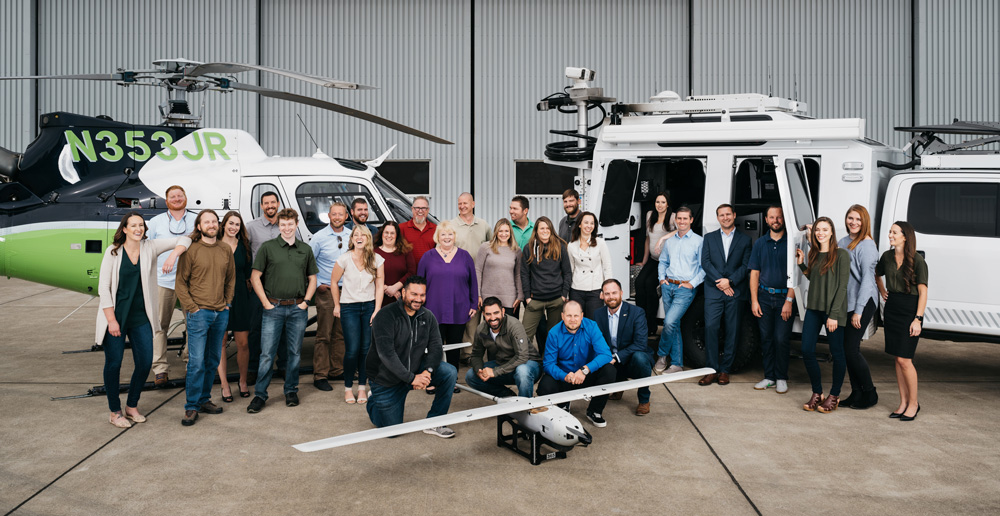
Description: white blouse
xmin=567 ymin=237 xmax=613 ymax=291
xmin=335 ymin=252 xmax=385 ymax=304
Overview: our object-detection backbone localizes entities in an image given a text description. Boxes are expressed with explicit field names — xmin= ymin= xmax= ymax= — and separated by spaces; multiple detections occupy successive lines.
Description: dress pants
xmin=704 ymin=294 xmax=743 ymax=374
xmin=313 ymin=285 xmax=346 ymax=381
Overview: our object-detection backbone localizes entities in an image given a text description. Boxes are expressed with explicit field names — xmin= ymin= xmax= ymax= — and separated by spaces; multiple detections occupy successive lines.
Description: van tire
xmin=680 ymin=294 xmax=760 ymax=373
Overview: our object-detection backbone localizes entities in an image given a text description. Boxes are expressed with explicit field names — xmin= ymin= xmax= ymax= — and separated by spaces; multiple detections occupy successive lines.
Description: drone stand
xmin=496 ymin=415 xmax=568 ymax=466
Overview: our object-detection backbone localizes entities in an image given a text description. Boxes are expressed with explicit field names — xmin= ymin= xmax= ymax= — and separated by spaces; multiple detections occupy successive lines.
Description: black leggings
xmin=438 ymin=323 xmax=465 ymax=369
xmin=634 ymin=259 xmax=659 ymax=332
xmin=843 ymin=299 xmax=877 ymax=393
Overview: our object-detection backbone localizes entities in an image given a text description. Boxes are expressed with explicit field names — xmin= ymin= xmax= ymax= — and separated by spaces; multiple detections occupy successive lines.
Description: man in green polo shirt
xmin=509 ymin=195 xmax=534 ymax=249
xmin=247 ymin=208 xmax=318 ymax=413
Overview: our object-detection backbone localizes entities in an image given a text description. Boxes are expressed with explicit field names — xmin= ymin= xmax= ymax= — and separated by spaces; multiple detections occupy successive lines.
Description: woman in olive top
xmin=520 ymin=216 xmax=572 ymax=355
xmin=876 ymin=221 xmax=928 ymax=421
xmin=837 ymin=205 xmax=879 ymax=409
xmin=795 ymin=217 xmax=850 ymax=413
xmin=216 ymin=211 xmax=253 ymax=401
xmin=96 ymin=212 xmax=189 ymax=428
xmin=475 ymin=219 xmax=523 ymax=315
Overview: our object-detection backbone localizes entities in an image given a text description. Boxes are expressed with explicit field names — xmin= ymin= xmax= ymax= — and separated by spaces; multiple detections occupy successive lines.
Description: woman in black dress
xmin=215 ymin=211 xmax=253 ymax=400
xmin=875 ymin=221 xmax=928 ymax=421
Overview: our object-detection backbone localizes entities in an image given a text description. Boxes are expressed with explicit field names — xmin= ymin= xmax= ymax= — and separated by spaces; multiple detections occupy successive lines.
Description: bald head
xmin=561 ymin=300 xmax=584 ymax=332
xmin=457 ymin=192 xmax=475 ymax=218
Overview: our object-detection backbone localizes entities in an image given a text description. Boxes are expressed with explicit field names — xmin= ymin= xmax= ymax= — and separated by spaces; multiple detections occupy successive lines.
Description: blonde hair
xmin=433 ymin=220 xmax=456 ymax=245
xmin=348 ymin=225 xmax=378 ymax=277
xmin=488 ymin=218 xmax=520 ymax=254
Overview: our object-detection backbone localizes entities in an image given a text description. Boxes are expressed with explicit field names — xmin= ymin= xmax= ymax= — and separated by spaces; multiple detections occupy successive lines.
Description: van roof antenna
xmin=296 ymin=113 xmax=322 ymax=153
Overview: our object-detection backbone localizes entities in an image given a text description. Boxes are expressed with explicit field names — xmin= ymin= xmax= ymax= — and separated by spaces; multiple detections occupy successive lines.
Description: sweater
xmin=366 ymin=302 xmax=443 ymax=387
xmin=838 ymin=236 xmax=880 ymax=313
xmin=474 ymin=243 xmax=523 ymax=307
xmin=520 ymin=241 xmax=572 ymax=300
xmin=175 ymin=240 xmax=236 ymax=312
xmin=799 ymin=248 xmax=851 ymax=325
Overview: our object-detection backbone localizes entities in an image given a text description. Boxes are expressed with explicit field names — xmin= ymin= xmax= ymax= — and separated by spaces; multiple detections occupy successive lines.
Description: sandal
xmin=221 ymin=384 xmax=234 ymax=403
xmin=357 ymin=387 xmax=368 ymax=404
xmin=109 ymin=412 xmax=132 ymax=428
xmin=345 ymin=388 xmax=356 ymax=404
xmin=803 ymin=392 xmax=824 ymax=412
xmin=817 ymin=394 xmax=840 ymax=413
xmin=124 ymin=408 xmax=146 ymax=423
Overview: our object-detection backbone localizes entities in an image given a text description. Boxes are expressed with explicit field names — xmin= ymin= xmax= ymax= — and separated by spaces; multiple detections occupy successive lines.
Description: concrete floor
xmin=2 ymin=277 xmax=999 ymax=516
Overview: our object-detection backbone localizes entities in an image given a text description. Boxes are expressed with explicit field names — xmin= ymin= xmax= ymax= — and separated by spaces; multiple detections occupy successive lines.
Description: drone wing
xmin=222 ymin=82 xmax=452 ymax=145
xmin=187 ymin=62 xmax=375 ymax=90
xmin=292 ymin=367 xmax=713 ymax=452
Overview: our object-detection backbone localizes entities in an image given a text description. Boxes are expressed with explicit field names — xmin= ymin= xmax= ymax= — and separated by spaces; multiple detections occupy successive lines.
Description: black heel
xmin=889 ymin=405 xmax=906 ymax=418
xmin=239 ymin=385 xmax=251 ymax=398
xmin=221 ymin=386 xmax=234 ymax=403
xmin=899 ymin=405 xmax=920 ymax=421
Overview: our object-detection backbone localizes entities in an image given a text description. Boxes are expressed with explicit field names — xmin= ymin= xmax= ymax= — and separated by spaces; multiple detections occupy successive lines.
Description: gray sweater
xmin=838 ymin=236 xmax=880 ymax=314
xmin=520 ymin=241 xmax=572 ymax=300
xmin=474 ymin=243 xmax=523 ymax=307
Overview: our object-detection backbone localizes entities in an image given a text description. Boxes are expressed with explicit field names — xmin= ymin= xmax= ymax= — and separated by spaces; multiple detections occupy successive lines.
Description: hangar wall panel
xmin=35 ymin=0 xmax=258 ymax=135
xmin=475 ymin=0 xmax=690 ymax=226
xmin=0 ymin=0 xmax=34 ymax=151
xmin=691 ymin=0 xmax=912 ymax=148
xmin=916 ymin=0 xmax=1000 ymax=128
xmin=259 ymin=0 xmax=471 ymax=214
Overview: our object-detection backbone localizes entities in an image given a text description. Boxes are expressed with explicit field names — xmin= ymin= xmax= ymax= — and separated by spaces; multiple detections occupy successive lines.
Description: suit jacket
xmin=701 ymin=229 xmax=752 ymax=300
xmin=593 ymin=302 xmax=650 ymax=365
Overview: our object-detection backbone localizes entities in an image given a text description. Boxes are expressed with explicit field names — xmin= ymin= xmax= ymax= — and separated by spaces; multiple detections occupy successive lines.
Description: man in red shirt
xmin=400 ymin=196 xmax=437 ymax=263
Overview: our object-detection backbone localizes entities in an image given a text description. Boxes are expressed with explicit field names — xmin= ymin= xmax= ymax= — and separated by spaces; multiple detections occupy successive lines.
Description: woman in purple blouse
xmin=417 ymin=220 xmax=478 ymax=378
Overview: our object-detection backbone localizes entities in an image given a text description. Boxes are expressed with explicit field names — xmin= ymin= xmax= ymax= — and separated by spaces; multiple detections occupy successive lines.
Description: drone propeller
xmin=186 ymin=62 xmax=375 ymax=90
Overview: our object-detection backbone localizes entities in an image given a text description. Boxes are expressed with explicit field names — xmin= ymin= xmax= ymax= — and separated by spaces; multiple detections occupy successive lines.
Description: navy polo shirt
xmin=748 ymin=233 xmax=787 ymax=290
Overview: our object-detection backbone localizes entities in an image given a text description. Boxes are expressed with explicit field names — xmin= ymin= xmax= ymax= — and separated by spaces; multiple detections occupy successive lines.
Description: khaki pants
xmin=461 ymin=309 xmax=481 ymax=360
xmin=522 ymin=297 xmax=564 ymax=355
xmin=313 ymin=285 xmax=345 ymax=380
xmin=151 ymin=286 xmax=178 ymax=377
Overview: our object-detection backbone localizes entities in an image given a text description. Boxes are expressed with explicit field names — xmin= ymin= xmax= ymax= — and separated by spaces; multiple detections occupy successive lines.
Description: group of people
xmin=96 ymin=185 xmax=928 ymax=436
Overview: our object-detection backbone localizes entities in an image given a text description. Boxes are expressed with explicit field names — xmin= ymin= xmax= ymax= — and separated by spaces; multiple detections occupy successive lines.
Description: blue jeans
xmin=254 ymin=304 xmax=307 ymax=401
xmin=757 ymin=291 xmax=792 ymax=381
xmin=615 ymin=351 xmax=655 ymax=403
xmin=657 ymin=283 xmax=696 ymax=366
xmin=465 ymin=360 xmax=541 ymax=398
xmin=184 ymin=309 xmax=229 ymax=411
xmin=366 ymin=361 xmax=457 ymax=428
xmin=340 ymin=300 xmax=375 ymax=388
xmin=103 ymin=323 xmax=153 ymax=412
xmin=704 ymin=295 xmax=744 ymax=374
xmin=801 ymin=309 xmax=846 ymax=396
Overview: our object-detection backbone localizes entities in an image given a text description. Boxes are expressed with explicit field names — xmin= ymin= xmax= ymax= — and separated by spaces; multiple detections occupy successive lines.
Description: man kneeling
xmin=537 ymin=301 xmax=616 ymax=427
xmin=466 ymin=297 xmax=541 ymax=398
xmin=366 ymin=276 xmax=458 ymax=439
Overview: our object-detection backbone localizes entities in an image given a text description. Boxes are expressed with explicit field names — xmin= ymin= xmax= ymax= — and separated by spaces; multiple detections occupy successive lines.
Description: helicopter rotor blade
xmin=221 ymin=82 xmax=452 ymax=145
xmin=187 ymin=62 xmax=375 ymax=90
xmin=0 ymin=73 xmax=131 ymax=82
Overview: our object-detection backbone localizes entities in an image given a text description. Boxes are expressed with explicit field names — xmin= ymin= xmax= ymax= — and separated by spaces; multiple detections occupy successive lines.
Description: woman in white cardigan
xmin=567 ymin=211 xmax=613 ymax=319
xmin=96 ymin=212 xmax=189 ymax=428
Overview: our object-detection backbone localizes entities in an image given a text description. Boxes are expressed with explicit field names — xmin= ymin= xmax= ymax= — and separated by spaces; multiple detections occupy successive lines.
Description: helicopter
xmin=0 ymin=59 xmax=452 ymax=295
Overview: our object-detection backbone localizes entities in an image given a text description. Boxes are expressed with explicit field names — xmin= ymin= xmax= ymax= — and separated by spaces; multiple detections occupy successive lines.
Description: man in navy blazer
xmin=699 ymin=204 xmax=752 ymax=385
xmin=593 ymin=279 xmax=654 ymax=415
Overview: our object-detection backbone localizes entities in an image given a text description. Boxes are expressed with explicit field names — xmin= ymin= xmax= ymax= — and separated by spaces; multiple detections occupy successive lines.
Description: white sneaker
xmin=423 ymin=426 xmax=456 ymax=438
xmin=754 ymin=379 xmax=775 ymax=390
xmin=653 ymin=356 xmax=669 ymax=374
xmin=776 ymin=380 xmax=788 ymax=394
xmin=664 ymin=365 xmax=684 ymax=374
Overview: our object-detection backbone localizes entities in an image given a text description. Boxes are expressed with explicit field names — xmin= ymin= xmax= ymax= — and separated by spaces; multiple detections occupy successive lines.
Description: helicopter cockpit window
xmin=249 ymin=183 xmax=281 ymax=219
xmin=295 ymin=182 xmax=386 ymax=234
xmin=373 ymin=174 xmax=420 ymax=223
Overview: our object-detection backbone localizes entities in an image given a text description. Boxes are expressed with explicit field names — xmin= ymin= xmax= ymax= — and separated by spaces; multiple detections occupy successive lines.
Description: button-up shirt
xmin=146 ymin=210 xmax=197 ymax=289
xmin=309 ymin=224 xmax=349 ymax=287
xmin=658 ymin=230 xmax=705 ymax=287
xmin=451 ymin=216 xmax=492 ymax=256
xmin=720 ymin=227 xmax=735 ymax=260
xmin=400 ymin=219 xmax=437 ymax=263
xmin=607 ymin=308 xmax=620 ymax=351
xmin=252 ymin=237 xmax=318 ymax=299
xmin=246 ymin=217 xmax=302 ymax=262
xmin=542 ymin=318 xmax=612 ymax=380
xmin=510 ymin=219 xmax=534 ymax=249
xmin=748 ymin=232 xmax=788 ymax=290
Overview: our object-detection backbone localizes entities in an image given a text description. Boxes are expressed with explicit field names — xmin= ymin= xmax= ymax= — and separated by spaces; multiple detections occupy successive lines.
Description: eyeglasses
xmin=412 ymin=206 xmax=429 ymax=211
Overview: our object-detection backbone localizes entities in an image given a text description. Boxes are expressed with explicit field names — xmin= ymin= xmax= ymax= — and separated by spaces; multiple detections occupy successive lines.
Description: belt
xmin=664 ymin=278 xmax=683 ymax=285
xmin=759 ymin=286 xmax=788 ymax=294
xmin=268 ymin=297 xmax=305 ymax=306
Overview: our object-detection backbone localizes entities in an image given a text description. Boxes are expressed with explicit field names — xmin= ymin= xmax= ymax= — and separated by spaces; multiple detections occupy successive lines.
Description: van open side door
xmin=774 ymin=155 xmax=817 ymax=320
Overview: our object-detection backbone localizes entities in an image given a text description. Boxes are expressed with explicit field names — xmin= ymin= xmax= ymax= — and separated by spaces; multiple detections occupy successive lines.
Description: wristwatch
xmin=581 ymin=366 xmax=590 ymax=375
xmin=914 ymin=315 xmax=924 ymax=322
xmin=785 ymin=297 xmax=794 ymax=303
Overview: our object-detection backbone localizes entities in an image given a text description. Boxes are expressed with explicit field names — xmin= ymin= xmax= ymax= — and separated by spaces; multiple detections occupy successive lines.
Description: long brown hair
xmin=893 ymin=221 xmax=919 ymax=292
xmin=845 ymin=204 xmax=873 ymax=250
xmin=807 ymin=217 xmax=840 ymax=275
xmin=524 ymin=217 xmax=564 ymax=264
xmin=188 ymin=209 xmax=219 ymax=243
xmin=488 ymin=218 xmax=520 ymax=254
xmin=221 ymin=210 xmax=251 ymax=263
xmin=111 ymin=212 xmax=148 ymax=256
xmin=571 ymin=211 xmax=598 ymax=247
xmin=375 ymin=220 xmax=412 ymax=255
xmin=647 ymin=192 xmax=672 ymax=233
xmin=348 ymin=225 xmax=379 ymax=277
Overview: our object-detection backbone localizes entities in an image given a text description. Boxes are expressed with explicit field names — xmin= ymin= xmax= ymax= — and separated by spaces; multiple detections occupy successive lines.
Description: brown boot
xmin=698 ymin=373 xmax=718 ymax=386
xmin=817 ymin=394 xmax=840 ymax=413
xmin=803 ymin=392 xmax=823 ymax=411
xmin=635 ymin=402 xmax=650 ymax=416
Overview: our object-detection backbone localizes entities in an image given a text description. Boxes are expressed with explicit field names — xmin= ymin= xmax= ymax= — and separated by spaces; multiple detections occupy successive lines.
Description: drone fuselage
xmin=508 ymin=403 xmax=592 ymax=449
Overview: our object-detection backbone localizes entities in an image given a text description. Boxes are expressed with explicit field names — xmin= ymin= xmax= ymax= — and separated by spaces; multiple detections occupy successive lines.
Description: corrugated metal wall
xmin=0 ymin=0 xmax=34 ymax=152
xmin=259 ymin=0 xmax=471 ymax=214
xmin=475 ymin=0 xmax=689 ymax=226
xmin=916 ymin=0 xmax=1000 ymax=127
xmin=692 ymin=0 xmax=913 ymax=148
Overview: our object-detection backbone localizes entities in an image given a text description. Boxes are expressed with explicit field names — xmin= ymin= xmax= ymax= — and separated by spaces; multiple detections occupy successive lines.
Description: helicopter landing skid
xmin=496 ymin=414 xmax=569 ymax=466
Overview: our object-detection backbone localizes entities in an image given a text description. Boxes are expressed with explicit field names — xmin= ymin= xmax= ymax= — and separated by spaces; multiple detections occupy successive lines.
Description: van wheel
xmin=681 ymin=296 xmax=760 ymax=373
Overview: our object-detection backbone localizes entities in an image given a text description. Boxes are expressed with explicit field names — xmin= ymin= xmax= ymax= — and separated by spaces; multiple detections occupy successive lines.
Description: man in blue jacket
xmin=594 ymin=279 xmax=654 ymax=416
xmin=537 ymin=301 xmax=615 ymax=427
xmin=699 ymin=204 xmax=752 ymax=386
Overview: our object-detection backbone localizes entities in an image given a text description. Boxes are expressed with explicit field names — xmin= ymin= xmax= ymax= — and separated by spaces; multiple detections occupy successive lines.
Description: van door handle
xmin=604 ymin=236 xmax=620 ymax=241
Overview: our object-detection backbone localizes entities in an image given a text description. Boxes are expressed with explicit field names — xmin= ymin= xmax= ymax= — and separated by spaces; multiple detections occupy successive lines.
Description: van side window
xmin=907 ymin=182 xmax=999 ymax=238
xmin=295 ymin=182 xmax=385 ymax=234
xmin=599 ymin=160 xmax=639 ymax=226
xmin=784 ymin=160 xmax=816 ymax=228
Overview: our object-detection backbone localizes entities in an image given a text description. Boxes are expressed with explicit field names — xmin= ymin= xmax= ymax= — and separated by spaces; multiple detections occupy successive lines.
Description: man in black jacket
xmin=365 ymin=276 xmax=458 ymax=438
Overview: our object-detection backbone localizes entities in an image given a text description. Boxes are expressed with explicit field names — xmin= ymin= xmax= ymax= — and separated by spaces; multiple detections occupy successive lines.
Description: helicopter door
xmin=773 ymin=155 xmax=816 ymax=320
xmin=241 ymin=179 xmax=285 ymax=220
xmin=280 ymin=177 xmax=389 ymax=239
